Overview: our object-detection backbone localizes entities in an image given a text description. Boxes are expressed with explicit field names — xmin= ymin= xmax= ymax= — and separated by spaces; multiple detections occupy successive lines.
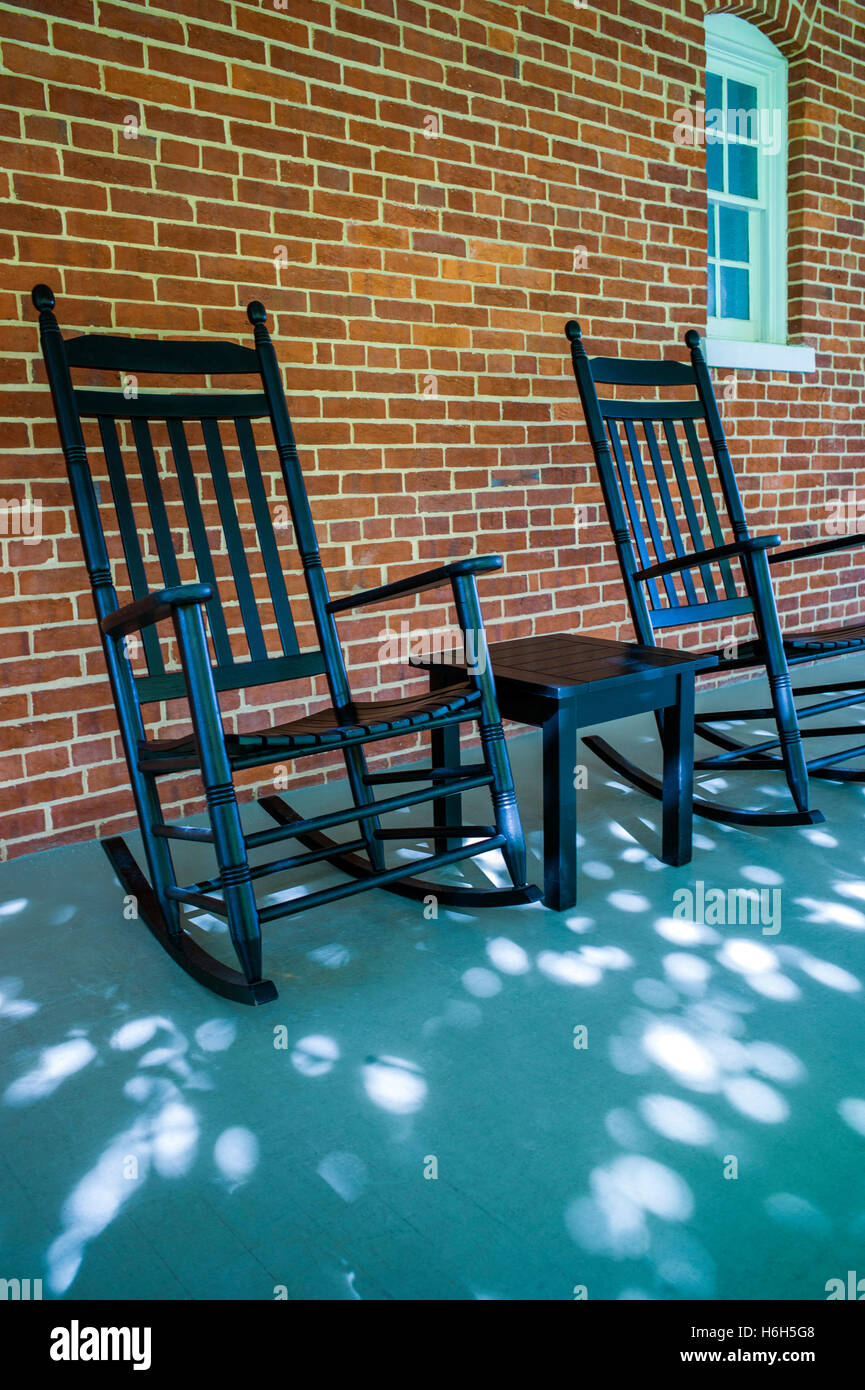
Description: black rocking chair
xmin=566 ymin=319 xmax=865 ymax=829
xmin=34 ymin=284 xmax=539 ymax=1004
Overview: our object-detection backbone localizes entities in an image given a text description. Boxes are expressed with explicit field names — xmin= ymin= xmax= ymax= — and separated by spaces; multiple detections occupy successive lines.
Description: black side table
xmin=427 ymin=632 xmax=718 ymax=911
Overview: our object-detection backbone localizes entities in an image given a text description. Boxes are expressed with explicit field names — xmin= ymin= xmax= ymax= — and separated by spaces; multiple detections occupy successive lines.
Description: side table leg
xmin=661 ymin=673 xmax=695 ymax=866
xmin=429 ymin=665 xmax=463 ymax=854
xmin=542 ymin=699 xmax=578 ymax=911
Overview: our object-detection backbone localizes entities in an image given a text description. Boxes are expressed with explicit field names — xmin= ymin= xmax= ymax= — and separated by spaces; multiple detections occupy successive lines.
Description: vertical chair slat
xmin=99 ymin=415 xmax=165 ymax=676
xmin=165 ymin=417 xmax=234 ymax=669
xmin=660 ymin=418 xmax=720 ymax=604
xmin=606 ymin=419 xmax=662 ymax=610
xmin=640 ymin=418 xmax=698 ymax=606
xmin=131 ymin=416 xmax=182 ymax=588
xmin=682 ymin=417 xmax=739 ymax=599
xmin=234 ymin=417 xmax=300 ymax=658
xmin=200 ymin=416 xmax=268 ymax=664
xmin=622 ymin=416 xmax=679 ymax=607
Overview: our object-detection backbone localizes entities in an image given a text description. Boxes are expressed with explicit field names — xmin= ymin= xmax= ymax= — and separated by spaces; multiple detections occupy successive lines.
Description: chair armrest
xmin=326 ymin=555 xmax=503 ymax=614
xmin=101 ymin=584 xmax=213 ymax=639
xmin=634 ymin=535 xmax=781 ymax=583
xmin=768 ymin=532 xmax=865 ymax=566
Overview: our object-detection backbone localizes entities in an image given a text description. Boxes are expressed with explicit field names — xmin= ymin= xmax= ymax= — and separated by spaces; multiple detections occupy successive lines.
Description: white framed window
xmin=704 ymin=15 xmax=814 ymax=372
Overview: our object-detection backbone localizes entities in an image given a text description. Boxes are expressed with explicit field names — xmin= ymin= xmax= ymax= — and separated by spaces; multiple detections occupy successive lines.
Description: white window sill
xmin=705 ymin=339 xmax=816 ymax=373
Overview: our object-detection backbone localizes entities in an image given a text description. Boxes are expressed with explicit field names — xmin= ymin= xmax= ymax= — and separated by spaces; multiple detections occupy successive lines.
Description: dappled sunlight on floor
xmin=1 ymin=707 xmax=865 ymax=1299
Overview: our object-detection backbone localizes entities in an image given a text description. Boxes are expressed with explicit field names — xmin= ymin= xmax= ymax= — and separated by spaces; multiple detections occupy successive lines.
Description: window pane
xmin=708 ymin=203 xmax=716 ymax=257
xmin=727 ymin=78 xmax=758 ymax=129
xmin=706 ymin=70 xmax=722 ymax=114
xmin=719 ymin=205 xmax=748 ymax=262
xmin=708 ymin=266 xmax=717 ymax=317
xmin=705 ymin=106 xmax=724 ymax=147
xmin=728 ymin=141 xmax=758 ymax=198
xmin=720 ymin=265 xmax=749 ymax=319
xmin=706 ymin=138 xmax=724 ymax=192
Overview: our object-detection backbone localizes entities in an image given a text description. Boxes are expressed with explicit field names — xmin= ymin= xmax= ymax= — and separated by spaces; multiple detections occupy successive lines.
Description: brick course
xmin=0 ymin=0 xmax=863 ymax=858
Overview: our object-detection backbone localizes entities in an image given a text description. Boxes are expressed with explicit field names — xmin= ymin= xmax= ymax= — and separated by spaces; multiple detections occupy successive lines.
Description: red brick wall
xmin=0 ymin=0 xmax=863 ymax=859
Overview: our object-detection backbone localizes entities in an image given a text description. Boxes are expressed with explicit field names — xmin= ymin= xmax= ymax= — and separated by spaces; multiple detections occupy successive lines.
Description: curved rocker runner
xmin=34 ymin=286 xmax=540 ymax=1005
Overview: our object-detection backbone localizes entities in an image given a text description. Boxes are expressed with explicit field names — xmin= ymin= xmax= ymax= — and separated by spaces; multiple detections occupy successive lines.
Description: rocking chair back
xmin=37 ymin=297 xmax=350 ymax=710
xmin=566 ymin=321 xmax=762 ymax=644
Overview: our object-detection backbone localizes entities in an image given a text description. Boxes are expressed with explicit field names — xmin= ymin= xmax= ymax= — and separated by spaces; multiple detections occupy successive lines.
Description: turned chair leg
xmin=138 ymin=775 xmax=183 ymax=937
xmin=432 ymin=719 xmax=463 ymax=854
xmin=342 ymin=740 xmax=386 ymax=873
xmin=750 ymin=552 xmax=811 ymax=814
xmin=766 ymin=665 xmax=810 ymax=812
xmin=452 ymin=575 xmax=529 ymax=889
xmin=173 ymin=606 xmax=263 ymax=984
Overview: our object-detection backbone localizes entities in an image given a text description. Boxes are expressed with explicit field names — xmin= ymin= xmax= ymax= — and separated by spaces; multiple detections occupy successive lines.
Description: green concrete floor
xmin=1 ymin=672 xmax=865 ymax=1301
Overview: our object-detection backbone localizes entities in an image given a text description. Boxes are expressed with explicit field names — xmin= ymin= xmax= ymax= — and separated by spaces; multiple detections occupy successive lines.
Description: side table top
xmin=421 ymin=631 xmax=718 ymax=698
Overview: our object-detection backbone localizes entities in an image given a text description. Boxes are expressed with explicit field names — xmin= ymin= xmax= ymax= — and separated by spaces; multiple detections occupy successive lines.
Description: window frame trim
xmin=704 ymin=15 xmax=789 ymax=348
xmin=705 ymin=338 xmax=816 ymax=373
